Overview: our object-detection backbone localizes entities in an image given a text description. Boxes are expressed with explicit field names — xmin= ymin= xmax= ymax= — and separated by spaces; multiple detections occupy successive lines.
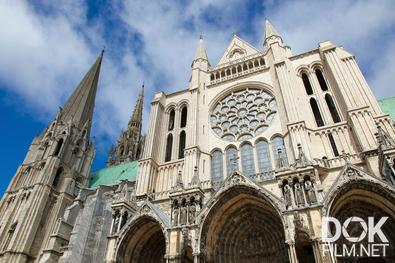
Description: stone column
xmin=312 ymin=239 xmax=323 ymax=263
xmin=287 ymin=240 xmax=298 ymax=263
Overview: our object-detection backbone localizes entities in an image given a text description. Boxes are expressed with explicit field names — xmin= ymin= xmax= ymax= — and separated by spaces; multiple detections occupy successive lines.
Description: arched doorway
xmin=116 ymin=216 xmax=166 ymax=263
xmin=295 ymin=231 xmax=315 ymax=263
xmin=327 ymin=181 xmax=395 ymax=263
xmin=200 ymin=185 xmax=288 ymax=263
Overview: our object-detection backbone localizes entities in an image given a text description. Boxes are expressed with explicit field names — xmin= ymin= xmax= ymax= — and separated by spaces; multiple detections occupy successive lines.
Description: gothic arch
xmin=115 ymin=213 xmax=169 ymax=263
xmin=322 ymin=167 xmax=395 ymax=262
xmin=197 ymin=177 xmax=287 ymax=263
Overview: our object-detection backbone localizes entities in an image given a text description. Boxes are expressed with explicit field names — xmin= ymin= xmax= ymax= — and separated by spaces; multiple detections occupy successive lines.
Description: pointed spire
xmin=61 ymin=50 xmax=104 ymax=132
xmin=130 ymin=84 xmax=144 ymax=124
xmin=264 ymin=18 xmax=281 ymax=39
xmin=194 ymin=34 xmax=209 ymax=62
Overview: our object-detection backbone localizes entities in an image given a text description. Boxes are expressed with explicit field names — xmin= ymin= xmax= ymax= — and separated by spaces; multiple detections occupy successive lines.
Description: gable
xmin=216 ymin=35 xmax=261 ymax=66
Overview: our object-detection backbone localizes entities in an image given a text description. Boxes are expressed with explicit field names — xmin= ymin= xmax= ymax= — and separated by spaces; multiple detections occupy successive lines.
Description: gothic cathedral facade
xmin=1 ymin=19 xmax=395 ymax=263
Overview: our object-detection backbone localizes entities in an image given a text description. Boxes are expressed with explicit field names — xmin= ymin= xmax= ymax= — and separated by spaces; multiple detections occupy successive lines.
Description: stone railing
xmin=209 ymin=56 xmax=266 ymax=85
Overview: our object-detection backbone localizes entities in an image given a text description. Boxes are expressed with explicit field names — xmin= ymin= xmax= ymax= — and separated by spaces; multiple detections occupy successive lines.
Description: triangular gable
xmin=323 ymin=163 xmax=393 ymax=204
xmin=217 ymin=35 xmax=261 ymax=66
xmin=139 ymin=200 xmax=170 ymax=227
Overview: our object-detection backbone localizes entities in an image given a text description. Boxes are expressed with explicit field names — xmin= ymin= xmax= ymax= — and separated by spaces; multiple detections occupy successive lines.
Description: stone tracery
xmin=210 ymin=88 xmax=277 ymax=142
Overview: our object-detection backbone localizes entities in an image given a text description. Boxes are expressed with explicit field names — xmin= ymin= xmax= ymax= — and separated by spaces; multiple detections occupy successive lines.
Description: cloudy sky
xmin=0 ymin=0 xmax=394 ymax=195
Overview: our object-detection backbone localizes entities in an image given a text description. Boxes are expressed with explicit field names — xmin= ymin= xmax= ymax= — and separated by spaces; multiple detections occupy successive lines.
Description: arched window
xmin=302 ymin=73 xmax=313 ymax=95
xmin=53 ymin=167 xmax=63 ymax=187
xmin=315 ymin=69 xmax=328 ymax=91
xmin=178 ymin=131 xmax=186 ymax=159
xmin=54 ymin=138 xmax=64 ymax=156
xmin=328 ymin=133 xmax=339 ymax=157
xmin=310 ymin=98 xmax=324 ymax=127
xmin=256 ymin=140 xmax=272 ymax=172
xmin=3 ymin=222 xmax=17 ymax=250
xmin=211 ymin=150 xmax=223 ymax=181
xmin=325 ymin=94 xmax=341 ymax=123
xmin=272 ymin=136 xmax=288 ymax=166
xmin=180 ymin=107 xmax=187 ymax=128
xmin=241 ymin=143 xmax=255 ymax=177
xmin=165 ymin=134 xmax=173 ymax=162
xmin=226 ymin=146 xmax=238 ymax=177
xmin=168 ymin=109 xmax=175 ymax=131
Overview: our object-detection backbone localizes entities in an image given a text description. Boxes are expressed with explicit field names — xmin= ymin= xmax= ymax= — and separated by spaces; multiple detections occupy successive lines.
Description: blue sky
xmin=1 ymin=0 xmax=395 ymax=196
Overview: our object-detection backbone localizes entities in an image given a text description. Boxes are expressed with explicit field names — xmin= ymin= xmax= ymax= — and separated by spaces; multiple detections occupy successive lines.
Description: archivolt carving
xmin=322 ymin=164 xmax=395 ymax=217
xmin=197 ymin=183 xmax=288 ymax=262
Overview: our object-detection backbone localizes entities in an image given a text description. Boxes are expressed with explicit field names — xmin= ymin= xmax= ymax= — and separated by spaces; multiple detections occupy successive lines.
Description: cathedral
xmin=1 ymin=19 xmax=395 ymax=263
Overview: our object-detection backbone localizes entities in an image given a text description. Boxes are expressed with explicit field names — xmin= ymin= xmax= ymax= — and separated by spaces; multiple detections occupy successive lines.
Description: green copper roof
xmin=88 ymin=161 xmax=139 ymax=189
xmin=378 ymin=96 xmax=395 ymax=120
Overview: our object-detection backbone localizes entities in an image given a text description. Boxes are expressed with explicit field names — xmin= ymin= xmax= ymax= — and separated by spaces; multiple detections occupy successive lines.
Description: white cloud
xmin=263 ymin=0 xmax=395 ymax=98
xmin=0 ymin=1 xmax=93 ymax=118
xmin=0 ymin=0 xmax=394 ymax=164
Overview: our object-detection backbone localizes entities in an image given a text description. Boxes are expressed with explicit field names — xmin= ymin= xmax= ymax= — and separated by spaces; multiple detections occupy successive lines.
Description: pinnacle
xmin=194 ymin=35 xmax=209 ymax=61
xmin=264 ymin=18 xmax=281 ymax=40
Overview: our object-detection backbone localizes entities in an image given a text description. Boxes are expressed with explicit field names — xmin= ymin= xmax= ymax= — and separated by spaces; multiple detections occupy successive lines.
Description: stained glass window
xmin=211 ymin=150 xmax=223 ymax=181
xmin=256 ymin=140 xmax=272 ymax=172
xmin=226 ymin=147 xmax=238 ymax=176
xmin=272 ymin=136 xmax=288 ymax=166
xmin=241 ymin=144 xmax=255 ymax=177
xmin=210 ymin=88 xmax=276 ymax=142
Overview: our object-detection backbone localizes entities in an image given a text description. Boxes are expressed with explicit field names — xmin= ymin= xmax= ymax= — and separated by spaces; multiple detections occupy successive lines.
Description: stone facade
xmin=1 ymin=19 xmax=395 ymax=263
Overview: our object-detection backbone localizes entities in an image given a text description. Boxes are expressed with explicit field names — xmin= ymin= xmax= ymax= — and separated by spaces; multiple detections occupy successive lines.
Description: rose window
xmin=210 ymin=88 xmax=277 ymax=141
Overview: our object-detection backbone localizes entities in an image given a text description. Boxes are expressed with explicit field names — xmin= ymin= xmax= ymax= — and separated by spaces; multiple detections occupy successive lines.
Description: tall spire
xmin=193 ymin=34 xmax=209 ymax=62
xmin=61 ymin=50 xmax=104 ymax=131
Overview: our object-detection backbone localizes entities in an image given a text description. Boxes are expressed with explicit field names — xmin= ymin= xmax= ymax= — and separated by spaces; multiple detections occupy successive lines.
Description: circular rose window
xmin=210 ymin=88 xmax=277 ymax=141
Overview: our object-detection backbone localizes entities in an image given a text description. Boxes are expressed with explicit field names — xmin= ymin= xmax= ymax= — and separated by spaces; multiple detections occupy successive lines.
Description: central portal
xmin=201 ymin=186 xmax=288 ymax=263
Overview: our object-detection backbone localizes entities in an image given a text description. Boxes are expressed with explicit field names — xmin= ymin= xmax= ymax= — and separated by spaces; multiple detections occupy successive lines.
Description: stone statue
xmin=283 ymin=184 xmax=292 ymax=208
xmin=172 ymin=206 xmax=179 ymax=226
xmin=294 ymin=182 xmax=304 ymax=206
xmin=304 ymin=179 xmax=316 ymax=204
xmin=189 ymin=202 xmax=196 ymax=224
xmin=113 ymin=214 xmax=120 ymax=234
xmin=180 ymin=205 xmax=187 ymax=225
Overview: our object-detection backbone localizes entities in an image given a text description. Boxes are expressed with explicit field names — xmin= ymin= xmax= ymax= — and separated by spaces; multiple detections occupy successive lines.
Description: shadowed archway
xmin=200 ymin=185 xmax=288 ymax=263
xmin=327 ymin=181 xmax=395 ymax=263
xmin=116 ymin=216 xmax=166 ymax=263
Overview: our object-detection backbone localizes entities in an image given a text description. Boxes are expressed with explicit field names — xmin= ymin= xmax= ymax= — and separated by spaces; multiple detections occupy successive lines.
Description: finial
xmin=200 ymin=32 xmax=203 ymax=40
